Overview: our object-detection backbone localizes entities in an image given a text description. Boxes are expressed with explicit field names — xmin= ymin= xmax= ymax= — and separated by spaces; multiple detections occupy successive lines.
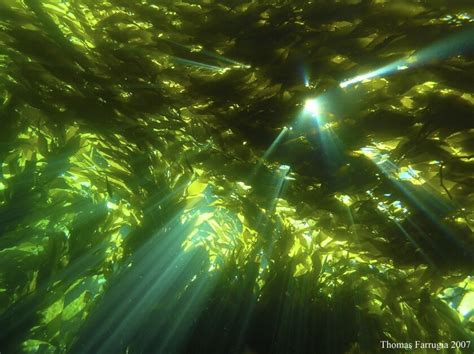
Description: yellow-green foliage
xmin=0 ymin=0 xmax=472 ymax=353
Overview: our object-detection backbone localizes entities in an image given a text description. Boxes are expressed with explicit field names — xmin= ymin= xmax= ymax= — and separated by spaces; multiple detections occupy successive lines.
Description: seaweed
xmin=0 ymin=0 xmax=473 ymax=353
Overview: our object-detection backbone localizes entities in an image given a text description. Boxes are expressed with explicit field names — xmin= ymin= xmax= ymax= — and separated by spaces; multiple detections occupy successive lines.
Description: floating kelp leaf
xmin=21 ymin=339 xmax=56 ymax=353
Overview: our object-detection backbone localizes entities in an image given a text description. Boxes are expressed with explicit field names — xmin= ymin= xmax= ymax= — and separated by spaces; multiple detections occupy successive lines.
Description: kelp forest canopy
xmin=0 ymin=0 xmax=473 ymax=353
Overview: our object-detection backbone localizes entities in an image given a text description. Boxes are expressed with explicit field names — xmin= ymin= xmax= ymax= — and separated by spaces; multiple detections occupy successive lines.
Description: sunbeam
xmin=171 ymin=56 xmax=231 ymax=72
xmin=70 ymin=207 xmax=215 ymax=353
xmin=162 ymin=38 xmax=250 ymax=69
xmin=250 ymin=127 xmax=291 ymax=179
xmin=340 ymin=28 xmax=474 ymax=88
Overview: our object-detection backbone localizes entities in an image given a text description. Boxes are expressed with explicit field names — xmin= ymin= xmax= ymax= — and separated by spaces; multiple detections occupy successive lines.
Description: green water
xmin=0 ymin=0 xmax=473 ymax=353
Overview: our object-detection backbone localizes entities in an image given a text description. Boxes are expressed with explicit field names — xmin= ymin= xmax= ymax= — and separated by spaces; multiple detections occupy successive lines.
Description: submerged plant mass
xmin=0 ymin=0 xmax=473 ymax=353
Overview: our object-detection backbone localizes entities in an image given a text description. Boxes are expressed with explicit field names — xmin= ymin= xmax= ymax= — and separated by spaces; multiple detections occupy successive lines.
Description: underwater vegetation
xmin=0 ymin=0 xmax=473 ymax=353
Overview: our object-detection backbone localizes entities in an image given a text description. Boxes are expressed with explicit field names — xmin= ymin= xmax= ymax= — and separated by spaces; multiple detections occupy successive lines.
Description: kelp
xmin=0 ymin=0 xmax=473 ymax=353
